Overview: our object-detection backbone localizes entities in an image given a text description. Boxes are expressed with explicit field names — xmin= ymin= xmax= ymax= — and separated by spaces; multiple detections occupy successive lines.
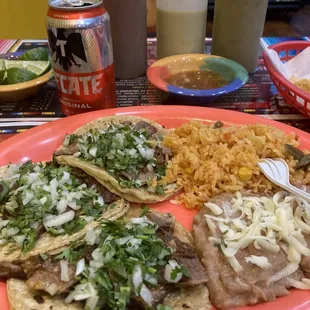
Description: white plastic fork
xmin=257 ymin=158 xmax=310 ymax=202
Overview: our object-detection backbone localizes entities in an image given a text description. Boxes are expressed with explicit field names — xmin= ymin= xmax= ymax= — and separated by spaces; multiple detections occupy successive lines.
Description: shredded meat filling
xmin=26 ymin=259 xmax=77 ymax=295
xmin=70 ymin=168 xmax=119 ymax=204
xmin=147 ymin=212 xmax=208 ymax=287
xmin=0 ymin=261 xmax=26 ymax=280
xmin=54 ymin=138 xmax=78 ymax=156
xmin=134 ymin=120 xmax=158 ymax=137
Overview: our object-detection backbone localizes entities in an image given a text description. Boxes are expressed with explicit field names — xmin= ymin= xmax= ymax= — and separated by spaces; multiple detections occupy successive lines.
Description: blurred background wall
xmin=0 ymin=0 xmax=308 ymax=39
xmin=0 ymin=0 xmax=156 ymax=39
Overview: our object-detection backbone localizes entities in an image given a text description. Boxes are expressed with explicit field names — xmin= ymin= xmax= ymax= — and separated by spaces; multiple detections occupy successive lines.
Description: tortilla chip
xmin=0 ymin=199 xmax=129 ymax=264
xmin=55 ymin=115 xmax=181 ymax=203
xmin=7 ymin=279 xmax=83 ymax=310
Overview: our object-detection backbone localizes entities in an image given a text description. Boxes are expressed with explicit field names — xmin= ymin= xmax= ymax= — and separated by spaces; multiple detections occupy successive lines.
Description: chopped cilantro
xmin=156 ymin=186 xmax=165 ymax=195
xmin=62 ymin=217 xmax=87 ymax=235
xmin=40 ymin=253 xmax=49 ymax=261
xmin=22 ymin=229 xmax=37 ymax=253
xmin=139 ymin=205 xmax=150 ymax=217
xmin=155 ymin=164 xmax=167 ymax=178
xmin=0 ymin=161 xmax=108 ymax=252
xmin=0 ymin=182 xmax=9 ymax=202
xmin=69 ymin=134 xmax=77 ymax=144
xmin=170 ymin=264 xmax=190 ymax=280
xmin=156 ymin=305 xmax=173 ymax=310
xmin=55 ymin=245 xmax=87 ymax=264
xmin=65 ymin=123 xmax=170 ymax=194
xmin=61 ymin=217 xmax=186 ymax=310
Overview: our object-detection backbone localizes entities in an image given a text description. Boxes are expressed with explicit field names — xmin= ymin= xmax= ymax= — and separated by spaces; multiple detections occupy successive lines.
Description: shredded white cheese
xmin=288 ymin=278 xmax=310 ymax=290
xmin=205 ymin=202 xmax=223 ymax=216
xmin=205 ymin=191 xmax=310 ymax=272
xmin=245 ymin=255 xmax=272 ymax=269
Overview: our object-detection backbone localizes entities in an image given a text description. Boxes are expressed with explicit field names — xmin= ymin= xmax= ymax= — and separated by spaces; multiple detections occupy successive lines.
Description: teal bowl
xmin=147 ymin=54 xmax=249 ymax=97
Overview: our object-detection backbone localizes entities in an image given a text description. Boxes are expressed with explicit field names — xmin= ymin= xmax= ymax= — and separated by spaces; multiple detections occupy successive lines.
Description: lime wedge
xmin=6 ymin=68 xmax=38 ymax=84
xmin=0 ymin=59 xmax=5 ymax=70
xmin=5 ymin=60 xmax=50 ymax=77
xmin=0 ymin=71 xmax=5 ymax=85
xmin=0 ymin=60 xmax=5 ymax=85
xmin=18 ymin=47 xmax=49 ymax=61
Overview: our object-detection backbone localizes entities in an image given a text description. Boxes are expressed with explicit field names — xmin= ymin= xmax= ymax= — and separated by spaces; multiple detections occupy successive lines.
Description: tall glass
xmin=211 ymin=0 xmax=268 ymax=73
xmin=104 ymin=0 xmax=147 ymax=79
xmin=156 ymin=0 xmax=208 ymax=59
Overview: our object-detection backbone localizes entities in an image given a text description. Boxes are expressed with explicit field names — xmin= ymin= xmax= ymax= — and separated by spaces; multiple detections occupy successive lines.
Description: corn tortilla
xmin=56 ymin=115 xmax=181 ymax=203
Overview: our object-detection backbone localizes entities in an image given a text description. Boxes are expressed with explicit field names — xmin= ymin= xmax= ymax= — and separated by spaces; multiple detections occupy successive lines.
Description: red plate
xmin=0 ymin=106 xmax=310 ymax=310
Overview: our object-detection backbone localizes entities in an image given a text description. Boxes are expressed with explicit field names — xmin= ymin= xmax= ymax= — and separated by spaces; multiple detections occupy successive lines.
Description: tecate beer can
xmin=47 ymin=0 xmax=117 ymax=116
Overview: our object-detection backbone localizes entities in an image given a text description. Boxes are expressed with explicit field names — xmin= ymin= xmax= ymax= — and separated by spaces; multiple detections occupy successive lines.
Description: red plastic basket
xmin=263 ymin=41 xmax=310 ymax=118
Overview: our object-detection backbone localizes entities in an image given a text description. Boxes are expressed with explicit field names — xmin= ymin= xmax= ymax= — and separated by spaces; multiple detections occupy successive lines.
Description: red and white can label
xmin=54 ymin=65 xmax=116 ymax=115
xmin=47 ymin=6 xmax=116 ymax=115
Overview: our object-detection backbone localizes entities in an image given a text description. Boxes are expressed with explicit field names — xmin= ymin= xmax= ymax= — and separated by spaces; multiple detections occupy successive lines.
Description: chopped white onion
xmin=145 ymin=273 xmax=158 ymax=285
xmin=95 ymin=196 xmax=104 ymax=207
xmin=44 ymin=210 xmax=75 ymax=228
xmin=68 ymin=201 xmax=81 ymax=211
xmin=164 ymin=260 xmax=183 ymax=283
xmin=128 ymin=148 xmax=137 ymax=156
xmin=66 ymin=283 xmax=88 ymax=303
xmin=140 ymin=284 xmax=153 ymax=306
xmin=0 ymin=219 xmax=9 ymax=229
xmin=133 ymin=265 xmax=143 ymax=294
xmin=146 ymin=163 xmax=154 ymax=172
xmin=57 ymin=199 xmax=68 ymax=214
xmin=89 ymin=147 xmax=98 ymax=157
xmin=89 ymin=260 xmax=104 ymax=269
xmin=46 ymin=283 xmax=59 ymax=296
xmin=138 ymin=146 xmax=146 ymax=158
xmin=22 ymin=191 xmax=34 ymax=205
xmin=85 ymin=228 xmax=101 ymax=245
xmin=63 ymin=135 xmax=71 ymax=146
xmin=86 ymin=295 xmax=99 ymax=310
xmin=116 ymin=236 xmax=133 ymax=245
xmin=83 ymin=216 xmax=94 ymax=223
xmin=13 ymin=235 xmax=26 ymax=246
xmin=144 ymin=149 xmax=155 ymax=160
xmin=206 ymin=218 xmax=217 ymax=237
xmin=133 ymin=136 xmax=144 ymax=145
xmin=50 ymin=178 xmax=58 ymax=205
xmin=131 ymin=217 xmax=152 ymax=225
xmin=59 ymin=171 xmax=71 ymax=186
xmin=60 ymin=260 xmax=70 ymax=282
xmin=91 ymin=248 xmax=103 ymax=262
xmin=7 ymin=227 xmax=19 ymax=237
xmin=30 ymin=221 xmax=39 ymax=230
xmin=74 ymin=292 xmax=93 ymax=301
xmin=75 ymin=258 xmax=86 ymax=276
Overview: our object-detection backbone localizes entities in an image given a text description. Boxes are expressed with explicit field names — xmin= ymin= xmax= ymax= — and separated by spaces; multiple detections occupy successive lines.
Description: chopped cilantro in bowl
xmin=0 ymin=161 xmax=112 ymax=252
xmin=61 ymin=121 xmax=174 ymax=195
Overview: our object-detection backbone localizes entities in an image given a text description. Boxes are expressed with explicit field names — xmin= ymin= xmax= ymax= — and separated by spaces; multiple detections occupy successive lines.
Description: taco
xmin=7 ymin=208 xmax=211 ymax=310
xmin=0 ymin=160 xmax=129 ymax=275
xmin=55 ymin=116 xmax=180 ymax=203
